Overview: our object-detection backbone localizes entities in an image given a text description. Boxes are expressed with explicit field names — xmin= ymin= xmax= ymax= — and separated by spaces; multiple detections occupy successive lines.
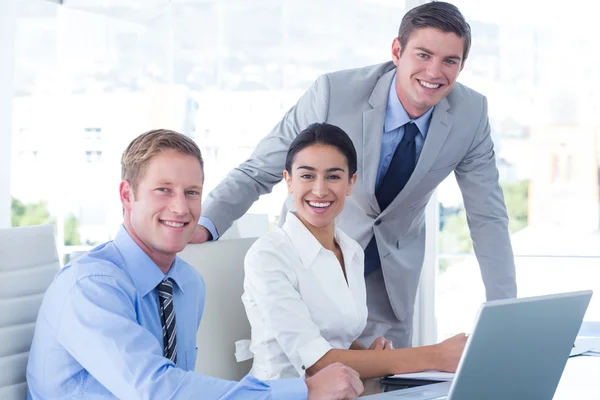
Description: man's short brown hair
xmin=121 ymin=129 xmax=204 ymax=193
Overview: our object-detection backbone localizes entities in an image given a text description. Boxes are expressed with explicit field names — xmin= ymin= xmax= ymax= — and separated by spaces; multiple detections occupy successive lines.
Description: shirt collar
xmin=113 ymin=225 xmax=185 ymax=297
xmin=384 ymin=74 xmax=434 ymax=137
xmin=282 ymin=212 xmax=362 ymax=269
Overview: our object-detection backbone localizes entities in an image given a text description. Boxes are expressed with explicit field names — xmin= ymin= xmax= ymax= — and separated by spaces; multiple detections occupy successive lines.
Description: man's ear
xmin=391 ymin=37 xmax=402 ymax=66
xmin=119 ymin=180 xmax=135 ymax=211
xmin=283 ymin=170 xmax=293 ymax=194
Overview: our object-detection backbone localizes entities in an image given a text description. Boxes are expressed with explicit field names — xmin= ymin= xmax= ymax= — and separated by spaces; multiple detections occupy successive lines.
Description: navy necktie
xmin=364 ymin=122 xmax=419 ymax=276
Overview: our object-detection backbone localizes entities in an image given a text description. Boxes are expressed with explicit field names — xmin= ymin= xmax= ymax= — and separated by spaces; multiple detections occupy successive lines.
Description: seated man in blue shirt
xmin=26 ymin=129 xmax=363 ymax=400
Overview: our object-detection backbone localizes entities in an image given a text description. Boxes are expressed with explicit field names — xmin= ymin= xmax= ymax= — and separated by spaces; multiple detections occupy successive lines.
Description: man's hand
xmin=306 ymin=362 xmax=363 ymax=400
xmin=368 ymin=336 xmax=394 ymax=351
xmin=189 ymin=225 xmax=212 ymax=244
xmin=433 ymin=333 xmax=468 ymax=372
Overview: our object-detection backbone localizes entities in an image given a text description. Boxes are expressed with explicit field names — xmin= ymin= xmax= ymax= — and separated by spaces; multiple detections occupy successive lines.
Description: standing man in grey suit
xmin=192 ymin=1 xmax=517 ymax=348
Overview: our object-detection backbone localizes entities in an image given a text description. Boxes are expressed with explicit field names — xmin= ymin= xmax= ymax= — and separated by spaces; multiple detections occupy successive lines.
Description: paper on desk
xmin=389 ymin=371 xmax=455 ymax=381
xmin=570 ymin=337 xmax=600 ymax=357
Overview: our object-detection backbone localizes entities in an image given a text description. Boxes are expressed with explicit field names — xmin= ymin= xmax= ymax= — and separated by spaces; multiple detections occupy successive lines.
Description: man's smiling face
xmin=392 ymin=27 xmax=464 ymax=118
xmin=121 ymin=149 xmax=203 ymax=267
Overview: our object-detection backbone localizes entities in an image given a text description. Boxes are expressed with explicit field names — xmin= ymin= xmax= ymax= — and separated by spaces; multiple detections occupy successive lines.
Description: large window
xmin=11 ymin=0 xmax=398 ymax=252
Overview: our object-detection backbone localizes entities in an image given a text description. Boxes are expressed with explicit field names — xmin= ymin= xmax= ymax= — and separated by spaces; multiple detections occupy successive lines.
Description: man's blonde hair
xmin=121 ymin=129 xmax=204 ymax=193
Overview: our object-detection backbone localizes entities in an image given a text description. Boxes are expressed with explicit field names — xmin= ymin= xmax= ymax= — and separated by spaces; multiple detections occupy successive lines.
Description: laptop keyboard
xmin=393 ymin=393 xmax=447 ymax=399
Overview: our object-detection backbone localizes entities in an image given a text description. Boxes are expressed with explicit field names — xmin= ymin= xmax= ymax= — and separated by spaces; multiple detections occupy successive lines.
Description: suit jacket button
xmin=374 ymin=220 xmax=382 ymax=226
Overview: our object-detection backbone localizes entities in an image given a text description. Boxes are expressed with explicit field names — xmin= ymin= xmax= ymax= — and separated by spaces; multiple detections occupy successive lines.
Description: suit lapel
xmin=362 ymin=69 xmax=396 ymax=214
xmin=383 ymin=96 xmax=453 ymax=212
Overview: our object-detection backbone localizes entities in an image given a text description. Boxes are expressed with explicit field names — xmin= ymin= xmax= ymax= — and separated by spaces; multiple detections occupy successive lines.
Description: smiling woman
xmin=238 ymin=123 xmax=468 ymax=380
xmin=282 ymin=123 xmax=358 ymax=249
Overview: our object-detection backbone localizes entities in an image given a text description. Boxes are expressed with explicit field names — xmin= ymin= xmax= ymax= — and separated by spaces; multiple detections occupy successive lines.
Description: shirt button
xmin=302 ymin=365 xmax=306 ymax=370
xmin=374 ymin=220 xmax=382 ymax=226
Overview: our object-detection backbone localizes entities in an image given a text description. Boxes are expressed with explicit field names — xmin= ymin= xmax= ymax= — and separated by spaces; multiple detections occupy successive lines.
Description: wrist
xmin=304 ymin=376 xmax=314 ymax=400
xmin=426 ymin=344 xmax=444 ymax=370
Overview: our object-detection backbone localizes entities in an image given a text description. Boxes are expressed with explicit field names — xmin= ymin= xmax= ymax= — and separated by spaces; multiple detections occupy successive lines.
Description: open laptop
xmin=363 ymin=290 xmax=593 ymax=400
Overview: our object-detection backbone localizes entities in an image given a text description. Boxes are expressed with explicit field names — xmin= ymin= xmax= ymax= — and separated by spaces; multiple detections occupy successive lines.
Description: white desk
xmin=552 ymin=356 xmax=600 ymax=399
xmin=555 ymin=322 xmax=600 ymax=399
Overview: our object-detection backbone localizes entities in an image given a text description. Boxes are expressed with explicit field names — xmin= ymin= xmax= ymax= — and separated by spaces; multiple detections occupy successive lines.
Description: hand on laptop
xmin=306 ymin=362 xmax=364 ymax=400
xmin=433 ymin=333 xmax=468 ymax=372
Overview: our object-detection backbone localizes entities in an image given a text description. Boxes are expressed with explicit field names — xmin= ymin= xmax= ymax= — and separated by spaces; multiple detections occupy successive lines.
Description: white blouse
xmin=239 ymin=212 xmax=368 ymax=380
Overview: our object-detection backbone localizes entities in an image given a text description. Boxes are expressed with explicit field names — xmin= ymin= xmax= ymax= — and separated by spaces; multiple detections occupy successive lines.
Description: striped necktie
xmin=157 ymin=278 xmax=177 ymax=364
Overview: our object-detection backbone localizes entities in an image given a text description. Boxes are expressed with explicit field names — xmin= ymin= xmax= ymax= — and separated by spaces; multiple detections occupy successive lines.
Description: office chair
xmin=0 ymin=225 xmax=59 ymax=400
xmin=179 ymin=237 xmax=257 ymax=381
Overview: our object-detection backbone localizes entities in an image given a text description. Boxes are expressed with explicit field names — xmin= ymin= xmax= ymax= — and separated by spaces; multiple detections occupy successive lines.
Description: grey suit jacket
xmin=203 ymin=61 xmax=517 ymax=322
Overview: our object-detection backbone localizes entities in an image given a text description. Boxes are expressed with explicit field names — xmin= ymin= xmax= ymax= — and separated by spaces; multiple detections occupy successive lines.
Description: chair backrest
xmin=178 ymin=237 xmax=257 ymax=381
xmin=220 ymin=213 xmax=269 ymax=240
xmin=0 ymin=225 xmax=60 ymax=400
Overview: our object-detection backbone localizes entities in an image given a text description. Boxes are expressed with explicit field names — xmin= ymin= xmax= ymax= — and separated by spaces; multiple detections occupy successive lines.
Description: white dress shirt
xmin=240 ymin=212 xmax=368 ymax=380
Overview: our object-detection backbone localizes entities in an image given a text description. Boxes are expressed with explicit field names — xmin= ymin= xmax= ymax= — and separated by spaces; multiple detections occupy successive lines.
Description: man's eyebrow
xmin=415 ymin=46 xmax=461 ymax=61
xmin=155 ymin=181 xmax=202 ymax=190
xmin=415 ymin=46 xmax=434 ymax=55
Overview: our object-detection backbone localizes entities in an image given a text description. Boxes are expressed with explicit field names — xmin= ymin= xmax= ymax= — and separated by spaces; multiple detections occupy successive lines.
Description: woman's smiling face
xmin=284 ymin=144 xmax=357 ymax=230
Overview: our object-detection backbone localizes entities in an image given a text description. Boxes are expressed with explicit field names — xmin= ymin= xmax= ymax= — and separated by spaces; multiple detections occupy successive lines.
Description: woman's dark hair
xmin=285 ymin=123 xmax=358 ymax=178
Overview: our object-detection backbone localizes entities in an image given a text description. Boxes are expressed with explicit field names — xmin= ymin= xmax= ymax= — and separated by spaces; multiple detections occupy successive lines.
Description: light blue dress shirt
xmin=26 ymin=226 xmax=307 ymax=400
xmin=376 ymin=75 xmax=434 ymax=190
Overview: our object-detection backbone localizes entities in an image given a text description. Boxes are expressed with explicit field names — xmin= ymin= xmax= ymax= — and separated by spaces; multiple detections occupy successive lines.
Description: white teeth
xmin=419 ymin=80 xmax=440 ymax=89
xmin=308 ymin=201 xmax=331 ymax=208
xmin=163 ymin=221 xmax=185 ymax=227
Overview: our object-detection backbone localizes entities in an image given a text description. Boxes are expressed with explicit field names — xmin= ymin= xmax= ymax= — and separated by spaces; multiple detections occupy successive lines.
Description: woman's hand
xmin=433 ymin=333 xmax=468 ymax=372
xmin=368 ymin=336 xmax=394 ymax=351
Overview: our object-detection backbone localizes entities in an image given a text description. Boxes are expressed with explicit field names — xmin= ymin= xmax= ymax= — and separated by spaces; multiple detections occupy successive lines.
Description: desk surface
xmin=553 ymin=356 xmax=600 ymax=399
xmin=360 ymin=356 xmax=600 ymax=398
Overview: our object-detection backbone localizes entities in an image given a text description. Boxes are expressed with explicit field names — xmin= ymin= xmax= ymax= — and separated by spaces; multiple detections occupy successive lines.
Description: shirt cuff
xmin=268 ymin=378 xmax=308 ymax=400
xmin=295 ymin=337 xmax=333 ymax=376
xmin=199 ymin=216 xmax=219 ymax=241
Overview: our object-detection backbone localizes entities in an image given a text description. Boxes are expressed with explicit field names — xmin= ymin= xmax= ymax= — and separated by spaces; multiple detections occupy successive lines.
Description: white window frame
xmin=413 ymin=190 xmax=439 ymax=346
xmin=0 ymin=0 xmax=17 ymax=228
